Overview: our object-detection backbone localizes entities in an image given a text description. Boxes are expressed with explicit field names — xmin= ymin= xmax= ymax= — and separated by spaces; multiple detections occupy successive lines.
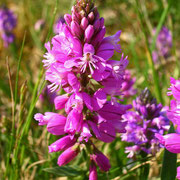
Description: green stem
xmin=150 ymin=3 xmax=171 ymax=52
xmin=134 ymin=0 xmax=164 ymax=104
xmin=161 ymin=125 xmax=177 ymax=180
xmin=12 ymin=0 xmax=58 ymax=173
xmin=5 ymin=33 xmax=26 ymax=179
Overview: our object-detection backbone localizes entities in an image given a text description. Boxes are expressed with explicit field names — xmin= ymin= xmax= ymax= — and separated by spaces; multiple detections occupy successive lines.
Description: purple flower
xmin=151 ymin=27 xmax=172 ymax=63
xmin=65 ymin=109 xmax=83 ymax=134
xmin=121 ymin=88 xmax=169 ymax=157
xmin=177 ymin=167 xmax=180 ymax=180
xmin=89 ymin=161 xmax=98 ymax=180
xmin=91 ymin=151 xmax=111 ymax=172
xmin=155 ymin=133 xmax=180 ymax=153
xmin=167 ymin=77 xmax=180 ymax=101
xmin=57 ymin=145 xmax=79 ymax=166
xmin=35 ymin=0 xmax=132 ymax=174
xmin=34 ymin=112 xmax=66 ymax=135
xmin=54 ymin=94 xmax=69 ymax=110
xmin=0 ymin=7 xmax=16 ymax=47
xmin=125 ymin=145 xmax=140 ymax=158
xmin=154 ymin=77 xmax=180 ymax=179
xmin=48 ymin=135 xmax=76 ymax=153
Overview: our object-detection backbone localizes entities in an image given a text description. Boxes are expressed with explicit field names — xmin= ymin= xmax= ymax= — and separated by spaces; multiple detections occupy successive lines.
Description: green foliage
xmin=43 ymin=165 xmax=84 ymax=177
xmin=161 ymin=125 xmax=177 ymax=180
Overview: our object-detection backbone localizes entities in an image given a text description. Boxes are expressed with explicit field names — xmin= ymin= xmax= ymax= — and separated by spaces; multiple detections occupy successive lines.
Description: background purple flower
xmin=121 ymin=88 xmax=169 ymax=158
xmin=151 ymin=26 xmax=172 ymax=63
xmin=0 ymin=6 xmax=16 ymax=47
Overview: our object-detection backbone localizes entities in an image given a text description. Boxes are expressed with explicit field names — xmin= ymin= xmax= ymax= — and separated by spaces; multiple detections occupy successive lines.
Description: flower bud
xmin=93 ymin=19 xmax=100 ymax=33
xmin=71 ymin=21 xmax=83 ymax=38
xmin=48 ymin=135 xmax=76 ymax=153
xmin=71 ymin=6 xmax=81 ymax=23
xmin=89 ymin=161 xmax=98 ymax=180
xmin=91 ymin=151 xmax=111 ymax=172
xmin=88 ymin=12 xmax=95 ymax=23
xmin=57 ymin=144 xmax=79 ymax=166
xmin=80 ymin=17 xmax=89 ymax=30
xmin=99 ymin=17 xmax=104 ymax=28
xmin=85 ymin=25 xmax=94 ymax=43
xmin=64 ymin=14 xmax=72 ymax=26
xmin=91 ymin=26 xmax=106 ymax=46
xmin=177 ymin=166 xmax=180 ymax=180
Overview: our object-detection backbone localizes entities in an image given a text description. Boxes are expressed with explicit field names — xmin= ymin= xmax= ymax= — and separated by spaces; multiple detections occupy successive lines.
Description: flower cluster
xmin=152 ymin=26 xmax=172 ymax=63
xmin=155 ymin=77 xmax=180 ymax=180
xmin=121 ymin=88 xmax=169 ymax=158
xmin=0 ymin=7 xmax=16 ymax=47
xmin=34 ymin=0 xmax=132 ymax=178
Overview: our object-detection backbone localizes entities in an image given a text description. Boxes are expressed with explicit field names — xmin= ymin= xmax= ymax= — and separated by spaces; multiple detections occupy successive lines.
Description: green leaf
xmin=161 ymin=125 xmax=177 ymax=180
xmin=43 ymin=166 xmax=83 ymax=177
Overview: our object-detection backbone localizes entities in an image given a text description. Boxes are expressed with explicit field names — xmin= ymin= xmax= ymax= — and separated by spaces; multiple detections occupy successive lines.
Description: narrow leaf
xmin=161 ymin=125 xmax=177 ymax=180
xmin=43 ymin=166 xmax=82 ymax=177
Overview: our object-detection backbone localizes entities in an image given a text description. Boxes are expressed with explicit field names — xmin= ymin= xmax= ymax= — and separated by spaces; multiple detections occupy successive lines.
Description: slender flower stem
xmin=161 ymin=124 xmax=177 ymax=180
xmin=150 ymin=3 xmax=171 ymax=52
xmin=5 ymin=58 xmax=15 ymax=178
xmin=5 ymin=33 xmax=26 ymax=178
xmin=134 ymin=0 xmax=164 ymax=104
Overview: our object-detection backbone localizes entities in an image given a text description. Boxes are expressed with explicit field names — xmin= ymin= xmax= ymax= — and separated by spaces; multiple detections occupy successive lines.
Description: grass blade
xmin=161 ymin=125 xmax=177 ymax=180
xmin=134 ymin=0 xmax=164 ymax=104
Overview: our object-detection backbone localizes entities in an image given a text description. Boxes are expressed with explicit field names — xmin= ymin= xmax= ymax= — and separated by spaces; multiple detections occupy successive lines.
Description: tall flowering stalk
xmin=35 ymin=0 xmax=132 ymax=178
xmin=121 ymin=88 xmax=169 ymax=158
xmin=156 ymin=77 xmax=180 ymax=179
xmin=0 ymin=6 xmax=16 ymax=47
